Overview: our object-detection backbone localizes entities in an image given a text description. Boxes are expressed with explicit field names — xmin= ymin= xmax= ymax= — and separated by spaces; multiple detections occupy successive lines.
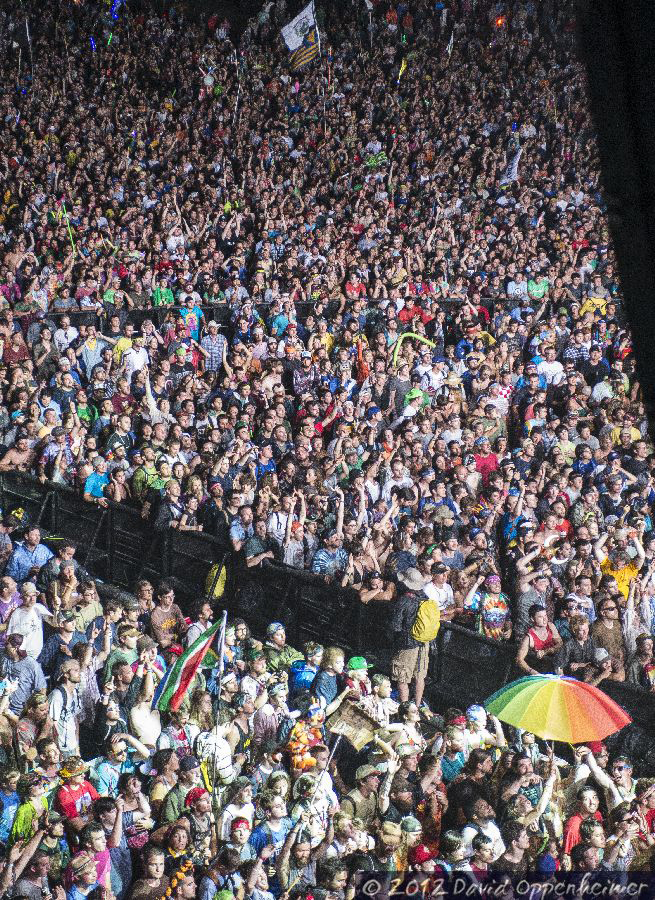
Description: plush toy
xmin=286 ymin=696 xmax=325 ymax=771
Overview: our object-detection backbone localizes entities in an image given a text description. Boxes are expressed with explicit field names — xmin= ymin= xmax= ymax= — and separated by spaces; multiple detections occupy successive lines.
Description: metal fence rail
xmin=20 ymin=296 xmax=517 ymax=336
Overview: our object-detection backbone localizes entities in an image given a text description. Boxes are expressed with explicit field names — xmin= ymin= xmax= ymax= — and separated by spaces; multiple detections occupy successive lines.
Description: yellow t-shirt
xmin=580 ymin=296 xmax=607 ymax=317
xmin=609 ymin=425 xmax=640 ymax=445
xmin=600 ymin=557 xmax=639 ymax=598
xmin=113 ymin=336 xmax=133 ymax=363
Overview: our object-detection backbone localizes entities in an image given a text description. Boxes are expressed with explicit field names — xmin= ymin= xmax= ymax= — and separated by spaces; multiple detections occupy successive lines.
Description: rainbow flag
xmin=153 ymin=620 xmax=223 ymax=712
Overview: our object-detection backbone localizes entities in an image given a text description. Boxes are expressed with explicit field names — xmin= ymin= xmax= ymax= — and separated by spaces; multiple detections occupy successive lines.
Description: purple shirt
xmin=0 ymin=592 xmax=21 ymax=647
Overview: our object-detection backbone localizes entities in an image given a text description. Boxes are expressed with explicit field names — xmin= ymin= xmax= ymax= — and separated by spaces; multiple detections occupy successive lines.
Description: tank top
xmin=233 ymin=719 xmax=251 ymax=757
xmin=528 ymin=626 xmax=557 ymax=652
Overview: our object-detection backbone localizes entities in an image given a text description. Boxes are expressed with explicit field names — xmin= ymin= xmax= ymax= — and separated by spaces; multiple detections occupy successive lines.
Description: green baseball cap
xmin=346 ymin=656 xmax=372 ymax=671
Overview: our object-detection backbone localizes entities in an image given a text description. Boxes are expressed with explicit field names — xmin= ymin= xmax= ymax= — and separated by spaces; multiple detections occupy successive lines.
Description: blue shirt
xmin=249 ymin=818 xmax=293 ymax=856
xmin=255 ymin=458 xmax=277 ymax=481
xmin=311 ymin=670 xmax=338 ymax=709
xmin=38 ymin=632 xmax=86 ymax=679
xmin=6 ymin=541 xmax=54 ymax=583
xmin=441 ymin=751 xmax=466 ymax=783
xmin=229 ymin=519 xmax=254 ymax=546
xmin=68 ymin=883 xmax=100 ymax=900
xmin=180 ymin=305 xmax=204 ymax=340
xmin=91 ymin=753 xmax=137 ymax=796
xmin=249 ymin=818 xmax=293 ymax=895
xmin=0 ymin=789 xmax=18 ymax=843
xmin=0 ymin=653 xmax=46 ymax=716
xmin=311 ymin=547 xmax=348 ymax=577
xmin=105 ymin=813 xmax=133 ymax=900
xmin=84 ymin=472 xmax=110 ymax=498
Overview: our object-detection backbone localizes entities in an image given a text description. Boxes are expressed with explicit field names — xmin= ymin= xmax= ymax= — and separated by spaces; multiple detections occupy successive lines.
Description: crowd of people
xmin=0 ymin=0 xmax=654 ymax=893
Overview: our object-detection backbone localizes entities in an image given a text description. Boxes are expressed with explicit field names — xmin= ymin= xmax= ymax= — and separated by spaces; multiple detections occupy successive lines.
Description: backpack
xmin=411 ymin=597 xmax=440 ymax=642
xmin=205 ymin=562 xmax=227 ymax=600
xmin=276 ymin=713 xmax=296 ymax=747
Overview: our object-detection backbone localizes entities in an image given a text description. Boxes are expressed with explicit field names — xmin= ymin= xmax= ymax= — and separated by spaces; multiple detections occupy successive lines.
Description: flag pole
xmin=212 ymin=608 xmax=228 ymax=720
xmin=312 ymin=2 xmax=327 ymax=138
xmin=211 ymin=608 xmax=228 ymax=845
xmin=313 ymin=1 xmax=321 ymax=60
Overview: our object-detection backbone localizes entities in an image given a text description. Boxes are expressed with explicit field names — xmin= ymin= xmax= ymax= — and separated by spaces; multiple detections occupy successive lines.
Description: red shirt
xmin=563 ymin=810 xmax=603 ymax=855
xmin=56 ymin=780 xmax=99 ymax=821
xmin=474 ymin=452 xmax=499 ymax=484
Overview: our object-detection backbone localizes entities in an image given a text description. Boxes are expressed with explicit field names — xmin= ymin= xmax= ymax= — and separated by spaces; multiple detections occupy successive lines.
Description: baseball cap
xmin=70 ymin=852 xmax=97 ymax=877
xmin=400 ymin=815 xmax=422 ymax=833
xmin=396 ymin=743 xmax=420 ymax=759
xmin=355 ymin=764 xmax=382 ymax=781
xmin=179 ymin=755 xmax=201 ymax=772
xmin=586 ymin=741 xmax=606 ymax=756
xmin=346 ymin=656 xmax=372 ymax=671
xmin=117 ymin=624 xmax=140 ymax=638
xmin=409 ymin=844 xmax=435 ymax=865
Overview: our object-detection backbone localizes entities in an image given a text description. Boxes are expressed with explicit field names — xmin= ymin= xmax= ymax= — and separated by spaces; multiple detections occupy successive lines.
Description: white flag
xmin=446 ymin=31 xmax=454 ymax=57
xmin=281 ymin=2 xmax=317 ymax=53
xmin=500 ymin=147 xmax=523 ymax=186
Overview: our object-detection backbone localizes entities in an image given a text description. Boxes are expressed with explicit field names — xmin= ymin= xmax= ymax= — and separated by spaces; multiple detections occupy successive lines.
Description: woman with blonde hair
xmin=188 ymin=688 xmax=215 ymax=737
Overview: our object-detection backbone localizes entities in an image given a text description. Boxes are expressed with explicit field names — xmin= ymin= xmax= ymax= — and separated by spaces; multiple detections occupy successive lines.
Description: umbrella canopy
xmin=485 ymin=675 xmax=632 ymax=743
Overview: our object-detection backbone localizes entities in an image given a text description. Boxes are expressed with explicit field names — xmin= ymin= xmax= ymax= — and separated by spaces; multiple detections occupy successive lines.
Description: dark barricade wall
xmin=2 ymin=472 xmax=652 ymax=743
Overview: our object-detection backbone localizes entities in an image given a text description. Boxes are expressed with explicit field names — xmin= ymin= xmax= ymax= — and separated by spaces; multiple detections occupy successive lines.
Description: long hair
xmin=188 ymin=688 xmax=215 ymax=733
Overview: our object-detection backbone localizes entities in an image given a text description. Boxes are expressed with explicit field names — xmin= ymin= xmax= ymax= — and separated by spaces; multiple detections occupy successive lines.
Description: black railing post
xmin=163 ymin=530 xmax=173 ymax=577
xmin=106 ymin=505 xmax=114 ymax=583
xmin=50 ymin=488 xmax=59 ymax=534
xmin=435 ymin=624 xmax=445 ymax=684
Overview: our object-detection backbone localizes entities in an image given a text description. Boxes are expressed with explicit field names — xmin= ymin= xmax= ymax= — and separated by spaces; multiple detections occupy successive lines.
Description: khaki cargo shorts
xmin=391 ymin=643 xmax=430 ymax=684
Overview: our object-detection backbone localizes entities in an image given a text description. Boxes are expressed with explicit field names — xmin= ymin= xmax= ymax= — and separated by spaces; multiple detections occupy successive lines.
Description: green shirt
xmin=527 ymin=277 xmax=549 ymax=299
xmin=9 ymin=797 xmax=48 ymax=845
xmin=159 ymin=783 xmax=187 ymax=825
xmin=132 ymin=464 xmax=158 ymax=499
xmin=264 ymin=642 xmax=304 ymax=674
xmin=152 ymin=287 xmax=174 ymax=306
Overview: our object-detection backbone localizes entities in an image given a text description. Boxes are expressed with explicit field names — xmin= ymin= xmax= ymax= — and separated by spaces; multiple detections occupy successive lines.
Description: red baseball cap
xmin=409 ymin=844 xmax=435 ymax=866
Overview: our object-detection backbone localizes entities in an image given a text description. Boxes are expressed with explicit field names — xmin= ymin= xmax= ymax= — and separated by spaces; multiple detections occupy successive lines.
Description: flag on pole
xmin=281 ymin=2 xmax=320 ymax=69
xmin=290 ymin=28 xmax=319 ymax=69
xmin=153 ymin=619 xmax=223 ymax=713
xmin=499 ymin=146 xmax=523 ymax=186
xmin=446 ymin=31 xmax=454 ymax=57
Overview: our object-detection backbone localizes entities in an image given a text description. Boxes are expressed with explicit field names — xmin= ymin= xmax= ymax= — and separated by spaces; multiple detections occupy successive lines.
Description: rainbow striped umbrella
xmin=485 ymin=675 xmax=632 ymax=743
